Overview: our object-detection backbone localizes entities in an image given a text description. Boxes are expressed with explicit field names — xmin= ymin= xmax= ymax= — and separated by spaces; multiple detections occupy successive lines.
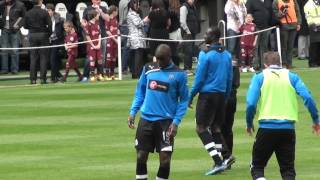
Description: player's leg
xmin=195 ymin=93 xmax=225 ymax=175
xmin=106 ymin=60 xmax=111 ymax=78
xmin=69 ymin=55 xmax=82 ymax=81
xmin=110 ymin=60 xmax=116 ymax=79
xmin=96 ymin=49 xmax=104 ymax=80
xmin=251 ymin=129 xmax=275 ymax=180
xmin=156 ymin=120 xmax=174 ymax=180
xmin=157 ymin=151 xmax=172 ymax=180
xmin=210 ymin=93 xmax=232 ymax=166
xmin=64 ymin=54 xmax=72 ymax=81
xmin=275 ymin=129 xmax=296 ymax=180
xmin=110 ymin=48 xmax=117 ymax=79
xmin=136 ymin=150 xmax=149 ymax=180
xmin=135 ymin=118 xmax=155 ymax=180
xmin=220 ymin=92 xmax=237 ymax=168
xmin=106 ymin=44 xmax=111 ymax=78
xmin=88 ymin=50 xmax=96 ymax=79
xmin=240 ymin=46 xmax=248 ymax=72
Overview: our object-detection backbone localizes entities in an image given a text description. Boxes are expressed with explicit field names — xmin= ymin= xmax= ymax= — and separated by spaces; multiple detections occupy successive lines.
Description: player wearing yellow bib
xmin=246 ymin=52 xmax=320 ymax=180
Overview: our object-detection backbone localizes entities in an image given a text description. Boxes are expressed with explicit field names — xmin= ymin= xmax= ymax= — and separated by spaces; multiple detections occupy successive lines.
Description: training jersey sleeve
xmin=189 ymin=51 xmax=208 ymax=101
xmin=246 ymin=73 xmax=264 ymax=128
xmin=173 ymin=72 xmax=189 ymax=126
xmin=129 ymin=67 xmax=147 ymax=117
xmin=289 ymin=72 xmax=320 ymax=124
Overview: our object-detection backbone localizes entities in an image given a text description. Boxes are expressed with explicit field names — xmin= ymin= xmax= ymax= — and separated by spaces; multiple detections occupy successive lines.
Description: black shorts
xmin=135 ymin=118 xmax=174 ymax=153
xmin=195 ymin=92 xmax=225 ymax=129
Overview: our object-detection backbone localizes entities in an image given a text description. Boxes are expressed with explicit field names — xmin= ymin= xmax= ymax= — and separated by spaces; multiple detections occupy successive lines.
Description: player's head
xmin=155 ymin=44 xmax=172 ymax=68
xmin=263 ymin=51 xmax=281 ymax=67
xmin=87 ymin=9 xmax=99 ymax=21
xmin=204 ymin=26 xmax=221 ymax=44
xmin=108 ymin=5 xmax=118 ymax=16
xmin=245 ymin=13 xmax=254 ymax=23
xmin=64 ymin=21 xmax=74 ymax=33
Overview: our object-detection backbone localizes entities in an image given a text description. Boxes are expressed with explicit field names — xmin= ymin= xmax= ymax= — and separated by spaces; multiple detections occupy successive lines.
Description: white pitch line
xmin=0 ymin=84 xmax=41 ymax=89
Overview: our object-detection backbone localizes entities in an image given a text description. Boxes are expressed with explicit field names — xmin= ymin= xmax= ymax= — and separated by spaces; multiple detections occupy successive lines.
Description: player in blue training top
xmin=246 ymin=51 xmax=320 ymax=180
xmin=128 ymin=44 xmax=189 ymax=180
xmin=188 ymin=26 xmax=233 ymax=176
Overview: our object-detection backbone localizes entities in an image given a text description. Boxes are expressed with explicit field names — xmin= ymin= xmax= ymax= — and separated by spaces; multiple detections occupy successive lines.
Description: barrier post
xmin=276 ymin=26 xmax=282 ymax=66
xmin=117 ymin=35 xmax=122 ymax=80
xmin=218 ymin=20 xmax=226 ymax=46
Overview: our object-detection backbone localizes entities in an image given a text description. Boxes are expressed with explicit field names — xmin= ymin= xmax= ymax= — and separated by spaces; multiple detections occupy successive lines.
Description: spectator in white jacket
xmin=224 ymin=0 xmax=247 ymax=59
xmin=127 ymin=0 xmax=148 ymax=79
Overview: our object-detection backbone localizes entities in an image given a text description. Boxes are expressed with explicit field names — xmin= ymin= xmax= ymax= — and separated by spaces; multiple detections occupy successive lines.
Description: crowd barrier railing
xmin=0 ymin=24 xmax=281 ymax=81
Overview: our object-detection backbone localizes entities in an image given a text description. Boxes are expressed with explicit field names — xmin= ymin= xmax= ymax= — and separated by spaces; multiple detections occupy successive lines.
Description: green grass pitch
xmin=0 ymin=65 xmax=319 ymax=179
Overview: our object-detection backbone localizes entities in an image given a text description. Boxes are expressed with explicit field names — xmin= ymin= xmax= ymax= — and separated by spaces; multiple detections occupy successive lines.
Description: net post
xmin=218 ymin=20 xmax=226 ymax=46
xmin=117 ymin=35 xmax=122 ymax=80
xmin=276 ymin=26 xmax=282 ymax=66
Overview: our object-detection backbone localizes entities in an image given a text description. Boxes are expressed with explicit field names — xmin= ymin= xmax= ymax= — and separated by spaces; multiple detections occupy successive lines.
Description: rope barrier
xmin=221 ymin=26 xmax=277 ymax=40
xmin=121 ymin=35 xmax=204 ymax=42
xmin=0 ymin=35 xmax=118 ymax=50
xmin=0 ymin=26 xmax=277 ymax=50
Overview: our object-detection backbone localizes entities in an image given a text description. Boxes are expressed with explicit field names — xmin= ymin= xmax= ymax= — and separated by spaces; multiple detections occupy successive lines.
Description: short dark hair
xmin=151 ymin=0 xmax=165 ymax=10
xmin=204 ymin=26 xmax=221 ymax=44
xmin=263 ymin=51 xmax=281 ymax=66
xmin=155 ymin=44 xmax=172 ymax=61
xmin=46 ymin=3 xmax=55 ymax=11
xmin=87 ymin=9 xmax=98 ymax=21
xmin=31 ymin=0 xmax=42 ymax=5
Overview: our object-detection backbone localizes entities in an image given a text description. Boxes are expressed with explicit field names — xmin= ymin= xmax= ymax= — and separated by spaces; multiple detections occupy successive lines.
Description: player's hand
xmin=312 ymin=123 xmax=320 ymax=135
xmin=128 ymin=116 xmax=135 ymax=129
xmin=167 ymin=123 xmax=178 ymax=138
xmin=246 ymin=126 xmax=255 ymax=136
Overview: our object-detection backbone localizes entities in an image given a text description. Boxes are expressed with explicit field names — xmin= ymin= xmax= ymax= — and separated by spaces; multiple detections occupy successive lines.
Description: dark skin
xmin=128 ymin=44 xmax=176 ymax=167
xmin=128 ymin=44 xmax=177 ymax=136
xmin=188 ymin=27 xmax=219 ymax=109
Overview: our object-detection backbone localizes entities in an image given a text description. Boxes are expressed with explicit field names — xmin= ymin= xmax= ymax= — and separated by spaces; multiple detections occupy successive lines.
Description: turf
xmin=0 ymin=60 xmax=319 ymax=180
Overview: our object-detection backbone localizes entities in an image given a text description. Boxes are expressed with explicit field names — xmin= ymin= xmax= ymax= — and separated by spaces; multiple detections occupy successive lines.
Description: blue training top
xmin=130 ymin=62 xmax=189 ymax=126
xmin=190 ymin=44 xmax=233 ymax=101
xmin=246 ymin=66 xmax=320 ymax=129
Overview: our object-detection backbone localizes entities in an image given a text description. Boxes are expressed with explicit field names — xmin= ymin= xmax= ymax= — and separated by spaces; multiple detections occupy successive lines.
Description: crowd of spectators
xmin=229 ymin=0 xmax=320 ymax=70
xmin=0 ymin=0 xmax=319 ymax=84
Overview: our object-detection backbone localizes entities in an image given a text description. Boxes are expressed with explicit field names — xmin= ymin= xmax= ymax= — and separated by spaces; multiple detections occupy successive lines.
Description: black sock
xmin=156 ymin=166 xmax=170 ymax=180
xmin=136 ymin=162 xmax=147 ymax=180
xmin=97 ymin=64 xmax=104 ymax=75
xmin=198 ymin=131 xmax=222 ymax=165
